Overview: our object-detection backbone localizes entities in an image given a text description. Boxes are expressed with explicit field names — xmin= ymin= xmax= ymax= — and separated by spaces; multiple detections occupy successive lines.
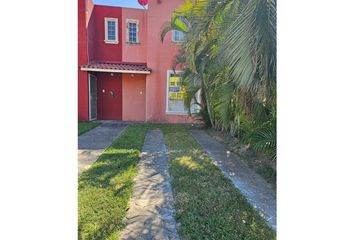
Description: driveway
xmin=78 ymin=121 xmax=128 ymax=175
xmin=120 ymin=129 xmax=180 ymax=240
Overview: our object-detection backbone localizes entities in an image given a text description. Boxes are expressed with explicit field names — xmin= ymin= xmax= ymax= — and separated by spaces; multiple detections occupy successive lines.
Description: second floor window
xmin=172 ymin=30 xmax=186 ymax=43
xmin=105 ymin=18 xmax=118 ymax=44
xmin=127 ymin=19 xmax=139 ymax=44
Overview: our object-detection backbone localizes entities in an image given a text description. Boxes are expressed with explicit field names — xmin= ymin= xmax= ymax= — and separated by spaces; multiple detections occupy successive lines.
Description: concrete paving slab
xmin=78 ymin=121 xmax=127 ymax=175
xmin=190 ymin=129 xmax=277 ymax=230
xmin=120 ymin=130 xmax=180 ymax=240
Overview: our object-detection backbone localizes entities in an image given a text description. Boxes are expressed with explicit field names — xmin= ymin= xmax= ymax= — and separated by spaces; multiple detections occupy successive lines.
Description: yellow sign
xmin=169 ymin=76 xmax=186 ymax=100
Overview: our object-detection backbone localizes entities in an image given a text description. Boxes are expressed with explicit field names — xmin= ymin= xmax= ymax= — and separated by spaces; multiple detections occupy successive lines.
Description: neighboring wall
xmin=146 ymin=0 xmax=193 ymax=123
xmin=78 ymin=0 xmax=94 ymax=121
xmin=86 ymin=0 xmax=96 ymax=62
xmin=122 ymin=8 xmax=147 ymax=63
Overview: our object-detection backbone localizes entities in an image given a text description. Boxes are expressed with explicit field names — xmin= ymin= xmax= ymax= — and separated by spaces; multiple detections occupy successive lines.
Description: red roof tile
xmin=81 ymin=61 xmax=151 ymax=74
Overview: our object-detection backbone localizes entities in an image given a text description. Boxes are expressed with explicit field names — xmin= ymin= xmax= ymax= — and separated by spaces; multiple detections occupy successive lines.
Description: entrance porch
xmin=81 ymin=61 xmax=151 ymax=121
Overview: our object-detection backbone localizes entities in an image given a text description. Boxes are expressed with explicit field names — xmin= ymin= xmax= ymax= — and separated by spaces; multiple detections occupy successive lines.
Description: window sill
xmin=126 ymin=42 xmax=141 ymax=45
xmin=104 ymin=40 xmax=119 ymax=44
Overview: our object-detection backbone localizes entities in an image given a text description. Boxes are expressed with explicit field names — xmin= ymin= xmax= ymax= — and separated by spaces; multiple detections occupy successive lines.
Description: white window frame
xmin=104 ymin=18 xmax=118 ymax=44
xmin=166 ymin=70 xmax=188 ymax=115
xmin=126 ymin=19 xmax=139 ymax=44
xmin=172 ymin=30 xmax=186 ymax=43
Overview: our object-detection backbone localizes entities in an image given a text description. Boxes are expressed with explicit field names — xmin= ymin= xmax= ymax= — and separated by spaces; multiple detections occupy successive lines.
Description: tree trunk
xmin=202 ymin=76 xmax=215 ymax=128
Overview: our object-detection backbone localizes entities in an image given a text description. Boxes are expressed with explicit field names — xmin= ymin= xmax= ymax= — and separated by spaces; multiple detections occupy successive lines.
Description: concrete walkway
xmin=120 ymin=130 xmax=180 ymax=240
xmin=78 ymin=121 xmax=127 ymax=175
xmin=190 ymin=130 xmax=276 ymax=230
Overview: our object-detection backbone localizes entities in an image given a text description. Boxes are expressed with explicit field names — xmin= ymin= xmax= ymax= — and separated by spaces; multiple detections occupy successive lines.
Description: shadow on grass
xmin=78 ymin=124 xmax=149 ymax=240
xmin=171 ymin=152 xmax=275 ymax=239
xmin=163 ymin=128 xmax=276 ymax=240
xmin=79 ymin=152 xmax=138 ymax=189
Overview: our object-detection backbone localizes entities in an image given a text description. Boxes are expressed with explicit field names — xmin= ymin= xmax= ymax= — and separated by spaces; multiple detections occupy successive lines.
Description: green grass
xmin=160 ymin=124 xmax=276 ymax=240
xmin=78 ymin=123 xmax=275 ymax=240
xmin=78 ymin=121 xmax=100 ymax=136
xmin=78 ymin=124 xmax=149 ymax=240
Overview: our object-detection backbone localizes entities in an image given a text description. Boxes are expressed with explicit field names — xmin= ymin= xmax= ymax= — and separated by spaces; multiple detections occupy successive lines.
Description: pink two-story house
xmin=78 ymin=0 xmax=195 ymax=123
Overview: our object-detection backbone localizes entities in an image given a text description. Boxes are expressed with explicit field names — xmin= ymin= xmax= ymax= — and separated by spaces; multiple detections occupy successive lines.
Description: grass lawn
xmin=78 ymin=123 xmax=275 ymax=240
xmin=78 ymin=121 xmax=100 ymax=136
xmin=78 ymin=124 xmax=149 ymax=240
xmin=160 ymin=124 xmax=276 ymax=240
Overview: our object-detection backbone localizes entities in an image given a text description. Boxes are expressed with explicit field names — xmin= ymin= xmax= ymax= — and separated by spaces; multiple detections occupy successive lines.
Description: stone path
xmin=190 ymin=130 xmax=277 ymax=230
xmin=120 ymin=130 xmax=180 ymax=240
xmin=78 ymin=121 xmax=127 ymax=175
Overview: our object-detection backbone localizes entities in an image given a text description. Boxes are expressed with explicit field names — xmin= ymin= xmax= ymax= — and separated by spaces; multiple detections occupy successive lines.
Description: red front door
xmin=96 ymin=73 xmax=122 ymax=120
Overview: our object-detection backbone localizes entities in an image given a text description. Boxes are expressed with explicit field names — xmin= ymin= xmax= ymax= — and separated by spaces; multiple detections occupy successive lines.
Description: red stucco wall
xmin=79 ymin=1 xmax=124 ymax=121
xmin=92 ymin=5 xmax=123 ymax=62
xmin=87 ymin=0 xmax=96 ymax=62
xmin=78 ymin=0 xmax=89 ymax=121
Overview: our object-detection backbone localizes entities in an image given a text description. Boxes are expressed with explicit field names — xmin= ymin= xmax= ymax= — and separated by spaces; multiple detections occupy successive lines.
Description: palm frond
xmin=160 ymin=22 xmax=174 ymax=42
xmin=162 ymin=0 xmax=276 ymax=159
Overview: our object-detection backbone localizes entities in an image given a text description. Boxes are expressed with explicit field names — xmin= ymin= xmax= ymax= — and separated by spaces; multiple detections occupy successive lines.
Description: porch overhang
xmin=81 ymin=61 xmax=151 ymax=74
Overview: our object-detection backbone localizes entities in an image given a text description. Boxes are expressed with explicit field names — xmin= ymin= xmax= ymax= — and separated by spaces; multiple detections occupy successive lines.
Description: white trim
xmin=81 ymin=67 xmax=150 ymax=74
xmin=126 ymin=19 xmax=139 ymax=44
xmin=166 ymin=70 xmax=188 ymax=115
xmin=104 ymin=17 xmax=118 ymax=44
xmin=104 ymin=40 xmax=119 ymax=44
xmin=172 ymin=30 xmax=186 ymax=43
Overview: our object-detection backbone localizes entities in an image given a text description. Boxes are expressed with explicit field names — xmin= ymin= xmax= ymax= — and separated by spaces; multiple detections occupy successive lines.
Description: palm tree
xmin=160 ymin=0 xmax=219 ymax=127
xmin=161 ymin=0 xmax=277 ymax=159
